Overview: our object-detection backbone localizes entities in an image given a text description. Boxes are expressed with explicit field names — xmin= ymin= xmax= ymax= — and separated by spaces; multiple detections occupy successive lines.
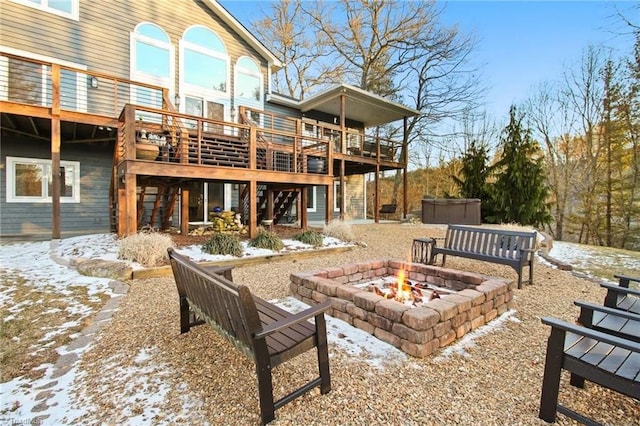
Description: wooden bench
xmin=602 ymin=281 xmax=640 ymax=315
xmin=539 ymin=317 xmax=640 ymax=424
xmin=429 ymin=224 xmax=537 ymax=289
xmin=379 ymin=203 xmax=397 ymax=219
xmin=167 ymin=248 xmax=332 ymax=425
xmin=575 ymin=300 xmax=640 ymax=343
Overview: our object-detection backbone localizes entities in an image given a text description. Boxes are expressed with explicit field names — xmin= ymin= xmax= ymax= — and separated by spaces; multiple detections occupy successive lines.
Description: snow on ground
xmin=0 ymin=234 xmax=628 ymax=424
xmin=548 ymin=240 xmax=640 ymax=281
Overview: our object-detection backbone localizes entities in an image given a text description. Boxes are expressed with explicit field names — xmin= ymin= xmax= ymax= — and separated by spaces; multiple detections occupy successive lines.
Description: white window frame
xmin=306 ymin=186 xmax=317 ymax=213
xmin=333 ymin=181 xmax=342 ymax=212
xmin=179 ymin=26 xmax=230 ymax=108
xmin=130 ymin=23 xmax=175 ymax=111
xmin=234 ymin=56 xmax=263 ymax=111
xmin=10 ymin=0 xmax=79 ymax=20
xmin=6 ymin=156 xmax=80 ymax=203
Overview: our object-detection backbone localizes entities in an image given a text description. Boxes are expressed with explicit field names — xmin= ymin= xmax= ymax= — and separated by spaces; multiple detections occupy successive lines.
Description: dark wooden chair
xmin=602 ymin=281 xmax=640 ymax=315
xmin=168 ymin=248 xmax=332 ymax=425
xmin=575 ymin=299 xmax=640 ymax=343
xmin=539 ymin=317 xmax=640 ymax=424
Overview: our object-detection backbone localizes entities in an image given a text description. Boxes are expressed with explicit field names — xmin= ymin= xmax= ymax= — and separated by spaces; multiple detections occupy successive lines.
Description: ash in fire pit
xmin=290 ymin=259 xmax=514 ymax=358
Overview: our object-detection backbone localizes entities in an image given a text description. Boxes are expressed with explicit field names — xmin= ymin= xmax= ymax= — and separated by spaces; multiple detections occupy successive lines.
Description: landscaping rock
xmin=74 ymin=258 xmax=133 ymax=280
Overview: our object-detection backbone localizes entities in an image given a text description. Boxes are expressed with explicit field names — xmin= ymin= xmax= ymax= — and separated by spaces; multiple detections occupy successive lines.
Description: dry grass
xmin=118 ymin=231 xmax=174 ymax=267
xmin=322 ymin=219 xmax=356 ymax=242
xmin=0 ymin=273 xmax=107 ymax=382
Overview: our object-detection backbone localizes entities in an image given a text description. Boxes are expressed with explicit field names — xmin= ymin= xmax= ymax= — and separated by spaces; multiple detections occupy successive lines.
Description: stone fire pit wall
xmin=289 ymin=259 xmax=514 ymax=358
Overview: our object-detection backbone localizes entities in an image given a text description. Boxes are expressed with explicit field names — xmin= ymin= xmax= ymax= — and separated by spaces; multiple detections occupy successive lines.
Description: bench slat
xmin=598 ymin=346 xmax=631 ymax=375
xmin=617 ymin=351 xmax=640 ymax=380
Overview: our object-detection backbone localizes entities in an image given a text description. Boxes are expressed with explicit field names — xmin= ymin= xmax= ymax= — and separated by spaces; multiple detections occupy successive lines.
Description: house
xmin=0 ymin=0 xmax=420 ymax=240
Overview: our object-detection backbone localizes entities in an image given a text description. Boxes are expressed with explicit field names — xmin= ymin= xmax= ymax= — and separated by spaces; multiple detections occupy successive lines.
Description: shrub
xmin=293 ymin=230 xmax=324 ymax=247
xmin=118 ymin=231 xmax=174 ymax=267
xmin=202 ymin=233 xmax=243 ymax=257
xmin=322 ymin=220 xmax=356 ymax=242
xmin=249 ymin=228 xmax=284 ymax=251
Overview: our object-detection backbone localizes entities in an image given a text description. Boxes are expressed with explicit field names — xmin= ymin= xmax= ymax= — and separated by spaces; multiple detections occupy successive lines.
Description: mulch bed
xmin=167 ymin=225 xmax=315 ymax=248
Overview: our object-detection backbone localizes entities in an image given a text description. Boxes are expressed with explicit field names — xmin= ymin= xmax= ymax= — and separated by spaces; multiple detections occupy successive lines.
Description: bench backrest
xmin=168 ymin=248 xmax=261 ymax=359
xmin=444 ymin=225 xmax=536 ymax=260
xmin=379 ymin=204 xmax=397 ymax=214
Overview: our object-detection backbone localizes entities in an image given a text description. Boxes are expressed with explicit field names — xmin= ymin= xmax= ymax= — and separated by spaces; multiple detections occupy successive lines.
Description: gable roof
xmin=269 ymin=84 xmax=421 ymax=127
xmin=207 ymin=0 xmax=282 ymax=72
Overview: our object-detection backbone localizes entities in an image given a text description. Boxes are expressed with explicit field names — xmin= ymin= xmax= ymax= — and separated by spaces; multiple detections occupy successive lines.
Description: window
xmin=0 ymin=50 xmax=88 ymax=112
xmin=333 ymin=181 xmax=342 ymax=212
xmin=235 ymin=57 xmax=262 ymax=104
xmin=306 ymin=187 xmax=317 ymax=212
xmin=6 ymin=156 xmax=80 ymax=203
xmin=182 ymin=26 xmax=228 ymax=95
xmin=10 ymin=0 xmax=79 ymax=20
xmin=131 ymin=23 xmax=173 ymax=109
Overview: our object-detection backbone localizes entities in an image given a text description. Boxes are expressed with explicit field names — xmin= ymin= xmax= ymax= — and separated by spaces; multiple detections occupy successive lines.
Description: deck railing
xmin=0 ymin=52 xmax=168 ymax=118
xmin=2 ymin=52 xmax=403 ymax=171
xmin=119 ymin=104 xmax=331 ymax=174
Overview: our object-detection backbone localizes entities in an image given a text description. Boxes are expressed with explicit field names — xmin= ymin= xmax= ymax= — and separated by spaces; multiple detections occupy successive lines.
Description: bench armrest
xmin=600 ymin=282 xmax=640 ymax=297
xmin=541 ymin=317 xmax=640 ymax=352
xmin=574 ymin=300 xmax=640 ymax=321
xmin=255 ymin=300 xmax=331 ymax=339
xmin=614 ymin=274 xmax=640 ymax=287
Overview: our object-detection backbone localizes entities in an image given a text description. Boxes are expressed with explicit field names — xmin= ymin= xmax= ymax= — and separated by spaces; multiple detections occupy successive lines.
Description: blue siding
xmin=1 ymin=136 xmax=113 ymax=239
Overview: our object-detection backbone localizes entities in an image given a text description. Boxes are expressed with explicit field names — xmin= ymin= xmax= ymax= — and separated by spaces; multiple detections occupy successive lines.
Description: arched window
xmin=182 ymin=26 xmax=228 ymax=94
xmin=130 ymin=23 xmax=173 ymax=109
xmin=235 ymin=56 xmax=262 ymax=104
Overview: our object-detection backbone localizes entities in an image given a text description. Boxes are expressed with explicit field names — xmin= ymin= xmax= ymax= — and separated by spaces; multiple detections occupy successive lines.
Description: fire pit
xmin=289 ymin=259 xmax=514 ymax=358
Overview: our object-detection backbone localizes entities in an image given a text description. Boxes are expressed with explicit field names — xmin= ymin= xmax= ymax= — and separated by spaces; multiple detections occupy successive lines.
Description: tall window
xmin=306 ymin=187 xmax=317 ymax=212
xmin=182 ymin=26 xmax=228 ymax=95
xmin=334 ymin=181 xmax=342 ymax=212
xmin=235 ymin=56 xmax=262 ymax=106
xmin=10 ymin=0 xmax=79 ymax=20
xmin=6 ymin=156 xmax=80 ymax=203
xmin=131 ymin=23 xmax=173 ymax=109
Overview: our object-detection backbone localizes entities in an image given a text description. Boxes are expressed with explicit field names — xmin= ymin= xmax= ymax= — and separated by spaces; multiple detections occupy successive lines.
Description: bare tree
xmin=525 ymin=81 xmax=581 ymax=240
xmin=252 ymin=0 xmax=340 ymax=98
xmin=561 ymin=45 xmax=608 ymax=244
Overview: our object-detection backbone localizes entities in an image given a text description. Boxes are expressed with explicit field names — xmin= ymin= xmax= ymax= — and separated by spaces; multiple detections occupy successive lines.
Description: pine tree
xmin=491 ymin=105 xmax=552 ymax=227
xmin=452 ymin=141 xmax=495 ymax=221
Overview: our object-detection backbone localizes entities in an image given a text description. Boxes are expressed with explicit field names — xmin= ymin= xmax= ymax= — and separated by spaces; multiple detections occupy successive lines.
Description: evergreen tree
xmin=452 ymin=141 xmax=496 ymax=221
xmin=491 ymin=105 xmax=552 ymax=227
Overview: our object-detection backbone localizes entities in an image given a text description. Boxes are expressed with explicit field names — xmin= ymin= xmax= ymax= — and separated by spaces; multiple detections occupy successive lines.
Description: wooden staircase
xmin=240 ymin=184 xmax=299 ymax=226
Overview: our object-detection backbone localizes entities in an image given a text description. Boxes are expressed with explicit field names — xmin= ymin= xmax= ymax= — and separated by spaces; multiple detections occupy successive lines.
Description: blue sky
xmin=220 ymin=0 xmax=635 ymax=121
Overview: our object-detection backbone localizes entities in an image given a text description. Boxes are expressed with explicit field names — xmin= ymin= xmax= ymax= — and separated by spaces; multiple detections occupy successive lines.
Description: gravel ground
xmin=72 ymin=223 xmax=639 ymax=425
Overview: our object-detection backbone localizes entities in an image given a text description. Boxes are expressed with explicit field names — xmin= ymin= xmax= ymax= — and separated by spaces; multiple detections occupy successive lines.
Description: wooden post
xmin=374 ymin=165 xmax=380 ymax=223
xmin=249 ymin=180 xmax=257 ymax=238
xmin=181 ymin=187 xmax=189 ymax=236
xmin=300 ymin=188 xmax=308 ymax=229
xmin=325 ymin=182 xmax=333 ymax=225
xmin=403 ymin=116 xmax=408 ymax=220
xmin=51 ymin=64 xmax=61 ymax=239
xmin=339 ymin=161 xmax=345 ymax=221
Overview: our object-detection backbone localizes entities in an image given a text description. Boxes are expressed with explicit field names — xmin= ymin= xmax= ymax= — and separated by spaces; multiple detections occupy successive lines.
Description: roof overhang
xmin=207 ymin=1 xmax=283 ymax=73
xmin=269 ymin=84 xmax=420 ymax=127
